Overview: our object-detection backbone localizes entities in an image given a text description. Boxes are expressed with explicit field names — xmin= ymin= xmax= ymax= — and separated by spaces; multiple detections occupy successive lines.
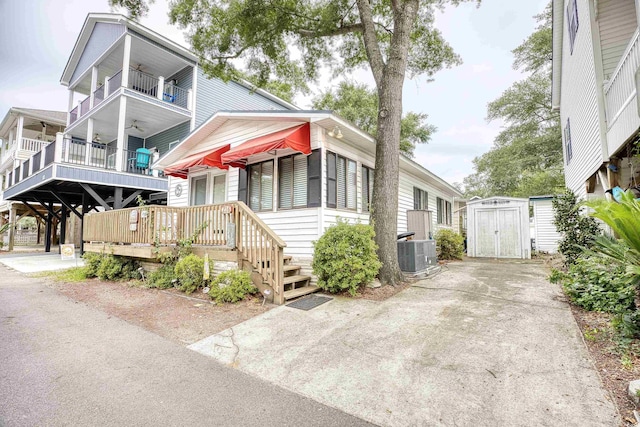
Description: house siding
xmin=194 ymin=68 xmax=291 ymax=127
xmin=532 ymin=199 xmax=562 ymax=253
xmin=128 ymin=135 xmax=144 ymax=151
xmin=560 ymin=0 xmax=606 ymax=198
xmin=145 ymin=121 xmax=190 ymax=156
xmin=167 ymin=66 xmax=193 ymax=92
xmin=597 ymin=0 xmax=637 ymax=79
xmin=71 ymin=23 xmax=125 ymax=86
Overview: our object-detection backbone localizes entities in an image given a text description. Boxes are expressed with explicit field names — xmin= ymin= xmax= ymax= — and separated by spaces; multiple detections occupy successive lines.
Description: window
xmin=279 ymin=153 xmax=308 ymax=209
xmin=564 ymin=118 xmax=573 ymax=164
xmin=413 ymin=187 xmax=428 ymax=210
xmin=248 ymin=160 xmax=273 ymax=211
xmin=191 ymin=176 xmax=207 ymax=206
xmin=212 ymin=174 xmax=226 ymax=204
xmin=362 ymin=166 xmax=374 ymax=212
xmin=326 ymin=151 xmax=356 ymax=210
xmin=437 ymin=197 xmax=452 ymax=225
xmin=567 ymin=0 xmax=579 ymax=54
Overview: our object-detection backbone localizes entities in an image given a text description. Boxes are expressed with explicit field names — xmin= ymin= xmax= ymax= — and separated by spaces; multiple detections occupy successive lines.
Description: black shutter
xmin=326 ymin=151 xmax=337 ymax=208
xmin=307 ymin=149 xmax=321 ymax=207
xmin=238 ymin=167 xmax=248 ymax=204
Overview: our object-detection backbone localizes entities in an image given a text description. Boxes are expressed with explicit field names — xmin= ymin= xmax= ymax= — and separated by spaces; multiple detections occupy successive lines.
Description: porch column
xmin=121 ymin=34 xmax=132 ymax=89
xmin=67 ymin=90 xmax=74 ymax=125
xmin=15 ymin=115 xmax=24 ymax=150
xmin=59 ymin=205 xmax=68 ymax=248
xmin=157 ymin=76 xmax=165 ymax=100
xmin=115 ymin=97 xmax=128 ymax=171
xmin=636 ymin=0 xmax=640 ymax=31
xmin=8 ymin=204 xmax=16 ymax=251
xmin=8 ymin=128 xmax=14 ymax=147
xmin=190 ymin=66 xmax=198 ymax=130
xmin=85 ymin=118 xmax=94 ymax=165
xmin=89 ymin=65 xmax=98 ymax=108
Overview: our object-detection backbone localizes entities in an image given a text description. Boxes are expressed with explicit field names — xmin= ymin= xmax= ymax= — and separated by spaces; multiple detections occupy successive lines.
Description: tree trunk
xmin=369 ymin=1 xmax=419 ymax=286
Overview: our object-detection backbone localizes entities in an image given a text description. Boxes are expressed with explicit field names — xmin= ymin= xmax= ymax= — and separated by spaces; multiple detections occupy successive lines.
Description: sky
xmin=0 ymin=0 xmax=548 ymax=186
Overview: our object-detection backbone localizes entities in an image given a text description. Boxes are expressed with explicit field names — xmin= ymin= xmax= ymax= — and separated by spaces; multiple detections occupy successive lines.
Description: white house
xmin=529 ymin=195 xmax=562 ymax=253
xmin=552 ymin=0 xmax=640 ymax=199
xmin=154 ymin=110 xmax=464 ymax=264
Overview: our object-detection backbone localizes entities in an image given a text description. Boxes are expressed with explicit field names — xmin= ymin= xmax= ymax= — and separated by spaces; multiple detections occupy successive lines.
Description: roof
xmin=529 ymin=195 xmax=557 ymax=201
xmin=0 ymin=107 xmax=67 ymax=137
xmin=467 ymin=196 xmax=530 ymax=205
xmin=154 ymin=110 xmax=463 ymax=197
xmin=60 ymin=14 xmax=298 ymax=111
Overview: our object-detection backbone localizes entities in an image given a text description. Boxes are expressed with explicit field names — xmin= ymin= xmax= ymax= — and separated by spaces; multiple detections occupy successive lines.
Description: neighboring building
xmin=1 ymin=13 xmax=293 ymax=252
xmin=529 ymin=195 xmax=562 ymax=253
xmin=552 ymin=0 xmax=640 ymax=199
xmin=0 ymin=108 xmax=66 ymax=249
xmin=154 ymin=110 xmax=463 ymax=262
xmin=466 ymin=197 xmax=531 ymax=259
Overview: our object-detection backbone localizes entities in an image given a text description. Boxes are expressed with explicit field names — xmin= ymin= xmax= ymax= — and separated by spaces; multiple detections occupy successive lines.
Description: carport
xmin=466 ymin=196 xmax=531 ymax=259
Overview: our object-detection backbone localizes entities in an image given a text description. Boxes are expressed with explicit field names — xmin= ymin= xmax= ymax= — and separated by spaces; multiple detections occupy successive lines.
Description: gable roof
xmin=154 ymin=110 xmax=463 ymax=197
xmin=0 ymin=107 xmax=67 ymax=137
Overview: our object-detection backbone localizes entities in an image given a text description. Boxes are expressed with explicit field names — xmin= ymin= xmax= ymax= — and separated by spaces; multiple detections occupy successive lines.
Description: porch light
xmin=328 ymin=126 xmax=343 ymax=139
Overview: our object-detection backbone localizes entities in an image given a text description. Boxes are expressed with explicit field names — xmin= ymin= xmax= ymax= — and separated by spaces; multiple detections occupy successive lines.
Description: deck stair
xmin=280 ymin=255 xmax=318 ymax=301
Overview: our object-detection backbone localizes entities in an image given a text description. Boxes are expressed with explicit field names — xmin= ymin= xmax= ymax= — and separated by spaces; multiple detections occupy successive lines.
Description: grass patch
xmin=46 ymin=267 xmax=89 ymax=283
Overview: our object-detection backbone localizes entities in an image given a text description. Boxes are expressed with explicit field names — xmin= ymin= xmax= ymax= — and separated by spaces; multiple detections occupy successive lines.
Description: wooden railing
xmin=83 ymin=202 xmax=287 ymax=300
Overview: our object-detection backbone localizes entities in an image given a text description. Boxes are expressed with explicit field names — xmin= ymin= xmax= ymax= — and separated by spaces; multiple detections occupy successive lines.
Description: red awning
xmin=164 ymin=145 xmax=230 ymax=179
xmin=221 ymin=123 xmax=311 ymax=168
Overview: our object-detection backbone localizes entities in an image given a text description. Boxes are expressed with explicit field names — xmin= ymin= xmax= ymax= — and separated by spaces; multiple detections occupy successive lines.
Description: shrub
xmin=174 ymin=254 xmax=205 ymax=294
xmin=83 ymin=252 xmax=104 ymax=277
xmin=147 ymin=263 xmax=176 ymax=289
xmin=312 ymin=219 xmax=381 ymax=296
xmin=552 ymin=189 xmax=600 ymax=266
xmin=96 ymin=254 xmax=140 ymax=281
xmin=434 ymin=228 xmax=464 ymax=260
xmin=208 ymin=269 xmax=257 ymax=303
xmin=560 ymin=254 xmax=635 ymax=314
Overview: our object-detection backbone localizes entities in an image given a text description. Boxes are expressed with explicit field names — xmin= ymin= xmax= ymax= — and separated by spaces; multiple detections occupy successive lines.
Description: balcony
xmin=1 ymin=137 xmax=52 ymax=171
xmin=68 ymin=68 xmax=191 ymax=126
xmin=604 ymin=29 xmax=640 ymax=156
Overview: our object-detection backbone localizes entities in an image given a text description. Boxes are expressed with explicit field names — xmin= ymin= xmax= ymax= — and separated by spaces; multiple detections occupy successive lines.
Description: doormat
xmin=286 ymin=295 xmax=333 ymax=311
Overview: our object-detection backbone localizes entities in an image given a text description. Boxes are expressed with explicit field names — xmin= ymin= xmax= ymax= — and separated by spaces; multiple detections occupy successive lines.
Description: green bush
xmin=96 ymin=254 xmax=140 ymax=281
xmin=147 ymin=263 xmax=176 ymax=289
xmin=552 ymin=189 xmax=600 ymax=266
xmin=560 ymin=254 xmax=635 ymax=314
xmin=174 ymin=254 xmax=205 ymax=294
xmin=82 ymin=252 xmax=104 ymax=277
xmin=434 ymin=228 xmax=464 ymax=260
xmin=312 ymin=219 xmax=381 ymax=296
xmin=208 ymin=269 xmax=257 ymax=303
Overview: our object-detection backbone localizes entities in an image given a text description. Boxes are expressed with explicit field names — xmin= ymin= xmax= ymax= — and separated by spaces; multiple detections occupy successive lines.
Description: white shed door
xmin=475 ymin=208 xmax=522 ymax=258
xmin=475 ymin=209 xmax=497 ymax=257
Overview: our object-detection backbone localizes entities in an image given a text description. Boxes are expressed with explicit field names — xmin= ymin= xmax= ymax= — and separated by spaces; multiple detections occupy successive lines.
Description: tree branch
xmin=355 ymin=0 xmax=385 ymax=85
xmin=298 ymin=23 xmax=364 ymax=38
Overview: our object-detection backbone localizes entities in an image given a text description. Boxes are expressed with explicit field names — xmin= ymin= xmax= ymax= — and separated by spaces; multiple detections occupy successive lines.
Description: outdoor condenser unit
xmin=397 ymin=240 xmax=437 ymax=273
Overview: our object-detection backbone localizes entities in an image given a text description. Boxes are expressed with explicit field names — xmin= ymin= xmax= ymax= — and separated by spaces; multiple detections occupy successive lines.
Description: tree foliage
xmin=312 ymin=81 xmax=436 ymax=158
xmin=552 ymin=189 xmax=600 ymax=267
xmin=112 ymin=0 xmax=477 ymax=285
xmin=463 ymin=3 xmax=564 ymax=198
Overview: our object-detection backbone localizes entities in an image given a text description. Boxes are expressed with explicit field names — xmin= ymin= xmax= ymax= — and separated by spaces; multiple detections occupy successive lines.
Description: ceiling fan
xmin=125 ymin=120 xmax=145 ymax=132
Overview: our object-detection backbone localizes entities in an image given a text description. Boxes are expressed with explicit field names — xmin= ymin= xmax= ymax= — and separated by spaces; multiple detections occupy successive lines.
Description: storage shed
xmin=529 ymin=195 xmax=561 ymax=253
xmin=467 ymin=197 xmax=531 ymax=259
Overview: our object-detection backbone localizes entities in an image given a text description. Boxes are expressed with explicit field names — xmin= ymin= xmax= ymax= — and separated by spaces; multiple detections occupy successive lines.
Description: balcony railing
xmin=0 ymin=138 xmax=50 ymax=165
xmin=20 ymin=137 xmax=50 ymax=153
xmin=129 ymin=69 xmax=158 ymax=97
xmin=93 ymin=85 xmax=105 ymax=108
xmin=163 ymin=83 xmax=188 ymax=109
xmin=69 ymin=106 xmax=78 ymax=125
xmin=108 ymin=70 xmax=122 ymax=97
xmin=605 ymin=29 xmax=640 ymax=128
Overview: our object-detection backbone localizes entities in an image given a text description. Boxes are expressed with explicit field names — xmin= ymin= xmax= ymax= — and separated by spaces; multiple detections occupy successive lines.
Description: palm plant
xmin=0 ymin=222 xmax=13 ymax=249
xmin=587 ymin=191 xmax=640 ymax=277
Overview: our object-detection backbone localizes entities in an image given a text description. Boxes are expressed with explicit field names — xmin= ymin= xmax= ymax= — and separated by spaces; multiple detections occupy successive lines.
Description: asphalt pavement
xmin=0 ymin=264 xmax=372 ymax=427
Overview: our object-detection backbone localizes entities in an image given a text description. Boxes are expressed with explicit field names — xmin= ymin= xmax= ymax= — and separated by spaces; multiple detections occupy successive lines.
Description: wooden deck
xmin=82 ymin=202 xmax=313 ymax=304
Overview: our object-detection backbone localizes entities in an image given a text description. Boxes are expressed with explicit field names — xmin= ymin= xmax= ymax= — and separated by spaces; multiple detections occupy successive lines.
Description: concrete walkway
xmin=190 ymin=259 xmax=620 ymax=426
xmin=0 ymin=251 xmax=84 ymax=273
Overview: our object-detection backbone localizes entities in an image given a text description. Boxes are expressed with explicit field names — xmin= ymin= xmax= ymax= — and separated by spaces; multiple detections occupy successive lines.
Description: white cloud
xmin=470 ymin=63 xmax=494 ymax=73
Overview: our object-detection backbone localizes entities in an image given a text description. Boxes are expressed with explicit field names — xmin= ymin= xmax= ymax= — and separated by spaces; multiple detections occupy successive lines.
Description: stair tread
xmin=284 ymin=285 xmax=320 ymax=300
xmin=283 ymin=264 xmax=301 ymax=272
xmin=283 ymin=274 xmax=311 ymax=285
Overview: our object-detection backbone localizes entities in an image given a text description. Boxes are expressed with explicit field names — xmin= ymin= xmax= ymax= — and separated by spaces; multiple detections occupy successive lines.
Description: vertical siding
xmin=127 ymin=135 xmax=144 ymax=151
xmin=71 ymin=23 xmax=125 ymax=85
xmin=145 ymin=121 xmax=190 ymax=156
xmin=532 ymin=200 xmax=562 ymax=253
xmin=598 ymin=0 xmax=637 ymax=79
xmin=560 ymin=0 xmax=606 ymax=199
xmin=194 ymin=68 xmax=292 ymax=127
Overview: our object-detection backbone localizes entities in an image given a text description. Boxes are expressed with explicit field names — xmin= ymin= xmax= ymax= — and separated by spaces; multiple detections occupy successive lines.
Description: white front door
xmin=475 ymin=208 xmax=522 ymax=258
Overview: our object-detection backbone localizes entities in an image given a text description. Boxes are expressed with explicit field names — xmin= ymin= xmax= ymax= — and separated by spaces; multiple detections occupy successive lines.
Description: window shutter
xmin=326 ymin=151 xmax=337 ymax=208
xmin=362 ymin=166 xmax=369 ymax=212
xmin=238 ymin=167 xmax=248 ymax=204
xmin=279 ymin=157 xmax=293 ymax=209
xmin=307 ymin=149 xmax=321 ymax=207
xmin=293 ymin=154 xmax=307 ymax=207
xmin=347 ymin=160 xmax=356 ymax=209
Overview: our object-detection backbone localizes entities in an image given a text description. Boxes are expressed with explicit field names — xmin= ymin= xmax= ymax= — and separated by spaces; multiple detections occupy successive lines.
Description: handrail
xmin=83 ymin=201 xmax=287 ymax=302
xmin=604 ymin=29 xmax=640 ymax=128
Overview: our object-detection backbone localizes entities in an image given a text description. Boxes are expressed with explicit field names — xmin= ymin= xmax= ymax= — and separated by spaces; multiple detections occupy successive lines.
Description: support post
xmin=114 ymin=187 xmax=123 ymax=210
xmin=80 ymin=191 xmax=86 ymax=255
xmin=44 ymin=203 xmax=53 ymax=253
xmin=157 ymin=76 xmax=165 ymax=100
xmin=8 ymin=204 xmax=16 ymax=251
xmin=121 ymin=34 xmax=132 ymax=89
xmin=59 ymin=206 xmax=68 ymax=251
xmin=15 ymin=115 xmax=24 ymax=150
xmin=115 ymin=97 xmax=127 ymax=171
xmin=86 ymin=118 xmax=94 ymax=165
xmin=89 ymin=66 xmax=98 ymax=108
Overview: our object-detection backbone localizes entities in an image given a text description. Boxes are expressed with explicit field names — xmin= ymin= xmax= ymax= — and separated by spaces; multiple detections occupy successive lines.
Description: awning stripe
xmin=164 ymin=144 xmax=230 ymax=179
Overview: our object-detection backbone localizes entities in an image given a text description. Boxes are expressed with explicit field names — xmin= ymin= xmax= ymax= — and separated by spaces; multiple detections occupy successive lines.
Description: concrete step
xmin=284 ymin=285 xmax=320 ymax=300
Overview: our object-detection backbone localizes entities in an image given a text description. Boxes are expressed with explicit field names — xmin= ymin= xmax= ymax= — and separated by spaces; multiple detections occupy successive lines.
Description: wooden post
xmin=44 ymin=206 xmax=52 ymax=253
xmin=59 ymin=206 xmax=68 ymax=250
xmin=8 ymin=204 xmax=16 ymax=251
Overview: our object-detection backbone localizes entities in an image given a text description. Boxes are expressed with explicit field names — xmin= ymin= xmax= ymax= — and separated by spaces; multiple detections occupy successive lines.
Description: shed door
xmin=475 ymin=209 xmax=497 ymax=257
xmin=474 ymin=208 xmax=522 ymax=258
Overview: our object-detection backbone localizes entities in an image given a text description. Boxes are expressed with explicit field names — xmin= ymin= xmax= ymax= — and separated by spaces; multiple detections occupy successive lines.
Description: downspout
xmin=551 ymin=0 xmax=565 ymax=111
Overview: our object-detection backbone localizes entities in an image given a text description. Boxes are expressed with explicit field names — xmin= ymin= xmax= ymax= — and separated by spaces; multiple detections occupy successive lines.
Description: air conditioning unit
xmin=397 ymin=240 xmax=437 ymax=273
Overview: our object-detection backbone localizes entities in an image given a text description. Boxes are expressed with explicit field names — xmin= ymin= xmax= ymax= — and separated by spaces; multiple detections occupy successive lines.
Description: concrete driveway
xmin=190 ymin=259 xmax=620 ymax=426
